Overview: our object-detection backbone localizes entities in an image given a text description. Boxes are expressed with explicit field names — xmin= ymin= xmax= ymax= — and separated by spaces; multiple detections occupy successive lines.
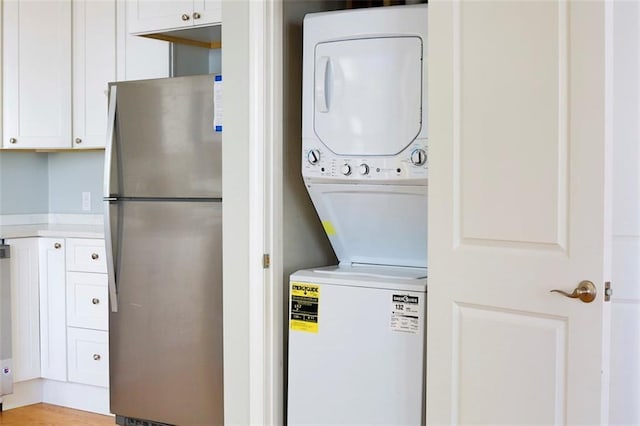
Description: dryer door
xmin=314 ymin=36 xmax=424 ymax=156
xmin=307 ymin=183 xmax=427 ymax=268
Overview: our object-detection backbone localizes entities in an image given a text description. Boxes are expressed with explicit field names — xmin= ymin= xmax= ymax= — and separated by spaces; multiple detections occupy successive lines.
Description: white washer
xmin=288 ymin=265 xmax=427 ymax=425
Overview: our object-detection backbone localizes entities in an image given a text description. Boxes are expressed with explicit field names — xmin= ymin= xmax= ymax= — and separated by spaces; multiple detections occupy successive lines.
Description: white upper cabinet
xmin=72 ymin=0 xmax=116 ymax=149
xmin=2 ymin=0 xmax=72 ymax=149
xmin=2 ymin=0 xmax=117 ymax=150
xmin=127 ymin=0 xmax=221 ymax=35
xmin=116 ymin=1 xmax=171 ymax=81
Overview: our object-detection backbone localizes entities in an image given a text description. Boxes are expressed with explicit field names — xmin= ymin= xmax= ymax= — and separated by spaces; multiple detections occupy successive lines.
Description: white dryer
xmin=289 ymin=4 xmax=428 ymax=425
xmin=301 ymin=3 xmax=428 ymax=268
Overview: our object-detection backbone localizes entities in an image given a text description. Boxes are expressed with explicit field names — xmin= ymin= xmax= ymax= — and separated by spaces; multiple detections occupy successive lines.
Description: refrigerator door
xmin=108 ymin=75 xmax=222 ymax=199
xmin=109 ymin=200 xmax=223 ymax=426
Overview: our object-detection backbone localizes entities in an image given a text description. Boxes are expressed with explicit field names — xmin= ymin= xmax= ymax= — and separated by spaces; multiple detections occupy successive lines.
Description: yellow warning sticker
xmin=290 ymin=282 xmax=320 ymax=333
xmin=321 ymin=221 xmax=336 ymax=236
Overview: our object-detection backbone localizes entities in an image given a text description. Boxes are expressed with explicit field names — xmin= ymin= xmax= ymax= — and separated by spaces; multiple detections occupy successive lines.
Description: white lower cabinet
xmin=66 ymin=272 xmax=108 ymax=330
xmin=67 ymin=327 xmax=109 ymax=388
xmin=38 ymin=238 xmax=67 ymax=381
xmin=6 ymin=238 xmax=41 ymax=382
xmin=34 ymin=236 xmax=109 ymax=413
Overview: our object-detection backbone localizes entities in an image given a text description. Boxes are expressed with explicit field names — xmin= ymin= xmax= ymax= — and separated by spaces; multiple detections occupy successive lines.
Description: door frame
xmin=222 ymin=1 xmax=284 ymax=425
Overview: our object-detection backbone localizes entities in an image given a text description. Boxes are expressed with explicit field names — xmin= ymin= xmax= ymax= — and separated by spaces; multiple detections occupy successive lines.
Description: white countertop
xmin=0 ymin=215 xmax=105 ymax=239
xmin=0 ymin=223 xmax=104 ymax=239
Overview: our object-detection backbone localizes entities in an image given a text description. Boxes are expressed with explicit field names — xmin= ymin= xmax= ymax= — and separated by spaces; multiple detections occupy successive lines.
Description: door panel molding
xmin=452 ymin=0 xmax=569 ymax=251
xmin=452 ymin=302 xmax=567 ymax=424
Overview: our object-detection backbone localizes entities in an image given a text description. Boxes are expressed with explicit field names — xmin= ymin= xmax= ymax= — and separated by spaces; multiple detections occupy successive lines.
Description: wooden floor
xmin=0 ymin=403 xmax=114 ymax=425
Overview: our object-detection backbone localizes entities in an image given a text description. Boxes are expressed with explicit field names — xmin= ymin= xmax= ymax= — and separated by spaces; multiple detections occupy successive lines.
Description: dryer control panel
xmin=302 ymin=139 xmax=428 ymax=184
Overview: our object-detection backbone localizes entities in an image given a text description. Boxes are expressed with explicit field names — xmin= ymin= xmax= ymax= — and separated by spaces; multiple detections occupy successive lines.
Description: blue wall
xmin=48 ymin=151 xmax=104 ymax=214
xmin=0 ymin=151 xmax=104 ymax=216
xmin=0 ymin=152 xmax=49 ymax=214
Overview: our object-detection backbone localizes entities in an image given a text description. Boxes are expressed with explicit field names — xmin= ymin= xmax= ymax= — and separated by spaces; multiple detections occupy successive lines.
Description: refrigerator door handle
xmin=104 ymin=85 xmax=119 ymax=312
xmin=104 ymin=86 xmax=117 ymax=199
xmin=104 ymin=200 xmax=119 ymax=312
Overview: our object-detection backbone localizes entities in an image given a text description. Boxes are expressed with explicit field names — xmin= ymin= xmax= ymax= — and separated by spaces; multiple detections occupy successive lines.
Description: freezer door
xmin=109 ymin=75 xmax=222 ymax=198
xmin=109 ymin=200 xmax=223 ymax=426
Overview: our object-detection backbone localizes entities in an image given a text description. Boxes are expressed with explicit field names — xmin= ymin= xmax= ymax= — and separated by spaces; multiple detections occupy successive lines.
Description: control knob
xmin=307 ymin=149 xmax=321 ymax=165
xmin=341 ymin=164 xmax=352 ymax=176
xmin=359 ymin=164 xmax=370 ymax=176
xmin=410 ymin=148 xmax=427 ymax=166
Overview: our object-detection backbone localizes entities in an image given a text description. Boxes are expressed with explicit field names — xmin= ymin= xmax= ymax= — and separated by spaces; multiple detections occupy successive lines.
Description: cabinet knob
xmin=181 ymin=13 xmax=190 ymax=21
xmin=193 ymin=12 xmax=201 ymax=19
xmin=9 ymin=137 xmax=17 ymax=144
xmin=54 ymin=243 xmax=62 ymax=249
xmin=93 ymin=354 xmax=101 ymax=361
xmin=91 ymin=253 xmax=99 ymax=260
xmin=92 ymin=298 xmax=100 ymax=305
xmin=75 ymin=137 xmax=82 ymax=144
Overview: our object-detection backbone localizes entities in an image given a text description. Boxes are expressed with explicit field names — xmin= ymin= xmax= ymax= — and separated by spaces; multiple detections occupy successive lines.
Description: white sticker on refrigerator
xmin=390 ymin=294 xmax=420 ymax=334
xmin=214 ymin=75 xmax=223 ymax=132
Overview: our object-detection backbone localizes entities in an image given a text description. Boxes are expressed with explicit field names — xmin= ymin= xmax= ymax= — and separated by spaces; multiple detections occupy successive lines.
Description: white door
xmin=2 ymin=0 xmax=72 ymax=149
xmin=38 ymin=238 xmax=67 ymax=381
xmin=195 ymin=0 xmax=221 ymax=26
xmin=72 ymin=0 xmax=116 ymax=149
xmin=427 ymin=1 xmax=611 ymax=424
xmin=6 ymin=238 xmax=41 ymax=382
xmin=126 ymin=0 xmax=192 ymax=34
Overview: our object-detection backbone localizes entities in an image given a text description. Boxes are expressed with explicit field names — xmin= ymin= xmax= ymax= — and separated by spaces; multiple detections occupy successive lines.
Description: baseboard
xmin=0 ymin=378 xmax=110 ymax=416
xmin=42 ymin=379 xmax=110 ymax=416
xmin=1 ymin=379 xmax=43 ymax=410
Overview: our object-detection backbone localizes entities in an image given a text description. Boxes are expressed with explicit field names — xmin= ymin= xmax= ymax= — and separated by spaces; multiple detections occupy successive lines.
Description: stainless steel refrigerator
xmin=103 ymin=75 xmax=223 ymax=426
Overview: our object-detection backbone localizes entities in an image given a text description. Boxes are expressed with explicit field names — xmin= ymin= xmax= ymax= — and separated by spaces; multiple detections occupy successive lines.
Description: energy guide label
xmin=390 ymin=294 xmax=420 ymax=334
xmin=290 ymin=283 xmax=320 ymax=333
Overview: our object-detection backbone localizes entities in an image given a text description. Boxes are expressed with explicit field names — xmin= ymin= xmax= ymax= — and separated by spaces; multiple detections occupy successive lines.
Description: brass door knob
xmin=550 ymin=280 xmax=597 ymax=303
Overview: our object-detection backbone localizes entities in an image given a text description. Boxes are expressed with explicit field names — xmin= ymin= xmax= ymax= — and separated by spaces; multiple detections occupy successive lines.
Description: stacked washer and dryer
xmin=288 ymin=4 xmax=428 ymax=425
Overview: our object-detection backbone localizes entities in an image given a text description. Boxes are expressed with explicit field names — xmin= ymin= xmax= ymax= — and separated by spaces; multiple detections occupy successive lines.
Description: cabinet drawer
xmin=67 ymin=272 xmax=108 ymax=331
xmin=67 ymin=327 xmax=109 ymax=388
xmin=66 ymin=238 xmax=107 ymax=273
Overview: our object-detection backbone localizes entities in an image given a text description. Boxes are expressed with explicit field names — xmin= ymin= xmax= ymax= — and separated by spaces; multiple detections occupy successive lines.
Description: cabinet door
xmin=38 ymin=238 xmax=67 ymax=381
xmin=2 ymin=0 xmax=72 ymax=149
xmin=72 ymin=0 xmax=116 ymax=149
xmin=65 ymin=238 xmax=107 ymax=273
xmin=66 ymin=272 xmax=108 ymax=331
xmin=5 ymin=238 xmax=40 ymax=382
xmin=194 ymin=0 xmax=221 ymax=26
xmin=67 ymin=327 xmax=109 ymax=387
xmin=127 ymin=0 xmax=221 ymax=34
xmin=126 ymin=0 xmax=193 ymax=34
xmin=116 ymin=2 xmax=171 ymax=81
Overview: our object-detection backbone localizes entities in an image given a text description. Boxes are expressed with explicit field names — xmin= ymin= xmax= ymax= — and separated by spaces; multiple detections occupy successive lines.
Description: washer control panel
xmin=302 ymin=140 xmax=428 ymax=183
